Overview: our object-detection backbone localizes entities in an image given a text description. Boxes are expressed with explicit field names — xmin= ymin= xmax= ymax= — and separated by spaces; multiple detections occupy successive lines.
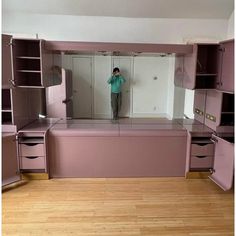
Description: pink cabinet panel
xmin=174 ymin=55 xmax=184 ymax=87
xmin=2 ymin=133 xmax=20 ymax=186
xmin=190 ymin=155 xmax=213 ymax=169
xmin=209 ymin=135 xmax=234 ymax=191
xmin=19 ymin=143 xmax=44 ymax=157
xmin=191 ymin=143 xmax=214 ymax=156
xmin=49 ymin=135 xmax=187 ymax=178
xmin=218 ymin=39 xmax=234 ymax=93
xmin=20 ymin=156 xmax=45 ymax=170
xmin=2 ymin=34 xmax=13 ymax=88
xmin=194 ymin=90 xmax=207 ymax=123
xmin=204 ymin=90 xmax=222 ymax=129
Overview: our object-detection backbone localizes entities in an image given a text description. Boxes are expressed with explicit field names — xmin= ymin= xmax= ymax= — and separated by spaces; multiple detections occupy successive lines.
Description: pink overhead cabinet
xmin=10 ymin=38 xmax=61 ymax=87
xmin=174 ymin=43 xmax=219 ymax=90
xmin=209 ymin=135 xmax=234 ymax=191
xmin=2 ymin=133 xmax=20 ymax=186
xmin=216 ymin=39 xmax=234 ymax=93
xmin=46 ymin=68 xmax=73 ymax=119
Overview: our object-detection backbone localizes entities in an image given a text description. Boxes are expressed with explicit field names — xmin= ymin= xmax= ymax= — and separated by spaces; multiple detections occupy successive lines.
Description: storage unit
xmin=193 ymin=90 xmax=234 ymax=132
xmin=11 ymin=38 xmax=62 ymax=87
xmin=190 ymin=137 xmax=214 ymax=170
xmin=18 ymin=134 xmax=46 ymax=172
xmin=174 ymin=40 xmax=234 ymax=91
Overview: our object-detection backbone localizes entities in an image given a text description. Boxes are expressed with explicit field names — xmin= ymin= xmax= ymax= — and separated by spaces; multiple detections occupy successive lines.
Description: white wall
xmin=184 ymin=90 xmax=195 ymax=119
xmin=2 ymin=13 xmax=228 ymax=43
xmin=227 ymin=11 xmax=234 ymax=39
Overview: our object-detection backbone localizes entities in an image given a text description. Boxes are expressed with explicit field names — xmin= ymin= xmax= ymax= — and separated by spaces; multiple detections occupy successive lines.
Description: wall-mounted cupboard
xmin=174 ymin=39 xmax=234 ymax=93
xmin=193 ymin=90 xmax=234 ymax=132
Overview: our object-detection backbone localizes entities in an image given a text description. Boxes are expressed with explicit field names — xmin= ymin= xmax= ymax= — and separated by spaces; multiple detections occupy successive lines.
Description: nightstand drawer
xmin=19 ymin=143 xmax=44 ymax=157
xmin=190 ymin=155 xmax=213 ymax=169
xmin=191 ymin=143 xmax=214 ymax=156
xmin=20 ymin=156 xmax=45 ymax=170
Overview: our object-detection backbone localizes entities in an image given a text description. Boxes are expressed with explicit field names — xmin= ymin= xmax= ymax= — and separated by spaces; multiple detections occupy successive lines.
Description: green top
xmin=107 ymin=75 xmax=126 ymax=93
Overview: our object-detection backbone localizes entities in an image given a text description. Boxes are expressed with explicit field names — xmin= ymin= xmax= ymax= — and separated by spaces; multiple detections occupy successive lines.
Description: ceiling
xmin=3 ymin=0 xmax=234 ymax=19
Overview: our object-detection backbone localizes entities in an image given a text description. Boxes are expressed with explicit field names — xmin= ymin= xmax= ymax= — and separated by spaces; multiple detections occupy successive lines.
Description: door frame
xmin=71 ymin=55 xmax=94 ymax=119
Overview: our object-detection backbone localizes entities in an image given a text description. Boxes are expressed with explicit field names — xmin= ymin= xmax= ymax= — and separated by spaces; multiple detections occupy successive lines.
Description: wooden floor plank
xmin=2 ymin=177 xmax=234 ymax=236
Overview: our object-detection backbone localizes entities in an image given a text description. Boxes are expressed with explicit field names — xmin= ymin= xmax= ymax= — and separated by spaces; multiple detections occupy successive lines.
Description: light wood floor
xmin=2 ymin=178 xmax=234 ymax=236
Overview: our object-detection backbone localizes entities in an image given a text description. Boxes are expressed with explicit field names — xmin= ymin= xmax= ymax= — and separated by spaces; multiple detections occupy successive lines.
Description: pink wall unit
xmin=209 ymin=135 xmax=234 ymax=191
xmin=11 ymin=38 xmax=61 ymax=88
xmin=2 ymin=133 xmax=20 ymax=186
xmin=48 ymin=123 xmax=187 ymax=178
xmin=45 ymin=41 xmax=193 ymax=55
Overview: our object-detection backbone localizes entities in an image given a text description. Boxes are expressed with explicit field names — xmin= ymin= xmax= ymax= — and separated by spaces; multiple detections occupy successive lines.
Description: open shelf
xmin=220 ymin=93 xmax=234 ymax=126
xmin=2 ymin=111 xmax=12 ymax=124
xmin=15 ymin=72 xmax=42 ymax=87
xmin=17 ymin=56 xmax=40 ymax=59
xmin=2 ymin=89 xmax=12 ymax=110
xmin=16 ymin=58 xmax=41 ymax=71
xmin=195 ymin=74 xmax=217 ymax=89
xmin=13 ymin=39 xmax=40 ymax=57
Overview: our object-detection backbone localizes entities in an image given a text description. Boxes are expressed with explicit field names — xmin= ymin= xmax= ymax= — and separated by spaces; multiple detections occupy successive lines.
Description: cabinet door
xmin=193 ymin=90 xmax=206 ymax=123
xmin=2 ymin=34 xmax=13 ymax=88
xmin=174 ymin=55 xmax=184 ymax=87
xmin=2 ymin=134 xmax=21 ymax=186
xmin=209 ymin=135 xmax=234 ymax=191
xmin=182 ymin=44 xmax=197 ymax=89
xmin=219 ymin=40 xmax=234 ymax=93
xmin=204 ymin=90 xmax=222 ymax=130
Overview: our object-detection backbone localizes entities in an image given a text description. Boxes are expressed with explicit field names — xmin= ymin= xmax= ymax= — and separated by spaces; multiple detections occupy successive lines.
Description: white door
xmin=112 ymin=57 xmax=131 ymax=117
xmin=72 ymin=57 xmax=93 ymax=118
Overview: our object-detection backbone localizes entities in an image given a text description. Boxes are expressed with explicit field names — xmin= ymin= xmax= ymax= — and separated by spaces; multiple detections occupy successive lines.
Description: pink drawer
xmin=191 ymin=143 xmax=214 ymax=156
xmin=190 ymin=155 xmax=213 ymax=169
xmin=19 ymin=143 xmax=44 ymax=157
xmin=20 ymin=156 xmax=45 ymax=170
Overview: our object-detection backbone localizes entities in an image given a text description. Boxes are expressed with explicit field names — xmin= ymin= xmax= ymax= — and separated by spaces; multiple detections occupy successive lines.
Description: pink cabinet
xmin=174 ymin=43 xmax=219 ymax=89
xmin=2 ymin=34 xmax=13 ymax=88
xmin=11 ymin=38 xmax=61 ymax=88
xmin=17 ymin=132 xmax=47 ymax=172
xmin=2 ymin=133 xmax=20 ymax=186
xmin=204 ymin=91 xmax=234 ymax=132
xmin=209 ymin=135 xmax=234 ymax=191
xmin=216 ymin=39 xmax=234 ymax=93
xmin=193 ymin=90 xmax=234 ymax=132
xmin=174 ymin=40 xmax=234 ymax=91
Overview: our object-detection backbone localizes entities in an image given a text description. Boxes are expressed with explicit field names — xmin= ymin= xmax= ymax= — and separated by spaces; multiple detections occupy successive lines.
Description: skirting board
xmin=21 ymin=173 xmax=49 ymax=180
xmin=186 ymin=171 xmax=211 ymax=179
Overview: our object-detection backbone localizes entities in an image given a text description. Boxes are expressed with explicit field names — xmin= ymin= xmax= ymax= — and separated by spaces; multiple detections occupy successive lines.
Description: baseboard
xmin=185 ymin=171 xmax=210 ymax=179
xmin=21 ymin=173 xmax=49 ymax=180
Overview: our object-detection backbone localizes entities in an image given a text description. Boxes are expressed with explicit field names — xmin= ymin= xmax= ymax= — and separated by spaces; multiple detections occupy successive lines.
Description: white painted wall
xmin=2 ymin=13 xmax=228 ymax=43
xmin=227 ymin=11 xmax=234 ymax=39
xmin=132 ymin=57 xmax=169 ymax=117
xmin=184 ymin=90 xmax=195 ymax=119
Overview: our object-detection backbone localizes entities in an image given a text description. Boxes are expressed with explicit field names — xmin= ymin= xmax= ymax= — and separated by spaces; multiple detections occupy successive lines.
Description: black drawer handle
xmin=22 ymin=143 xmax=39 ymax=146
xmin=25 ymin=156 xmax=39 ymax=159
xmin=195 ymin=155 xmax=207 ymax=158
xmin=195 ymin=143 xmax=208 ymax=146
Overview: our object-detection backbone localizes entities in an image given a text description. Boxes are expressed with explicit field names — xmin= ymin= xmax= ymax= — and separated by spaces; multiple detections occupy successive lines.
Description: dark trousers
xmin=111 ymin=92 xmax=122 ymax=119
